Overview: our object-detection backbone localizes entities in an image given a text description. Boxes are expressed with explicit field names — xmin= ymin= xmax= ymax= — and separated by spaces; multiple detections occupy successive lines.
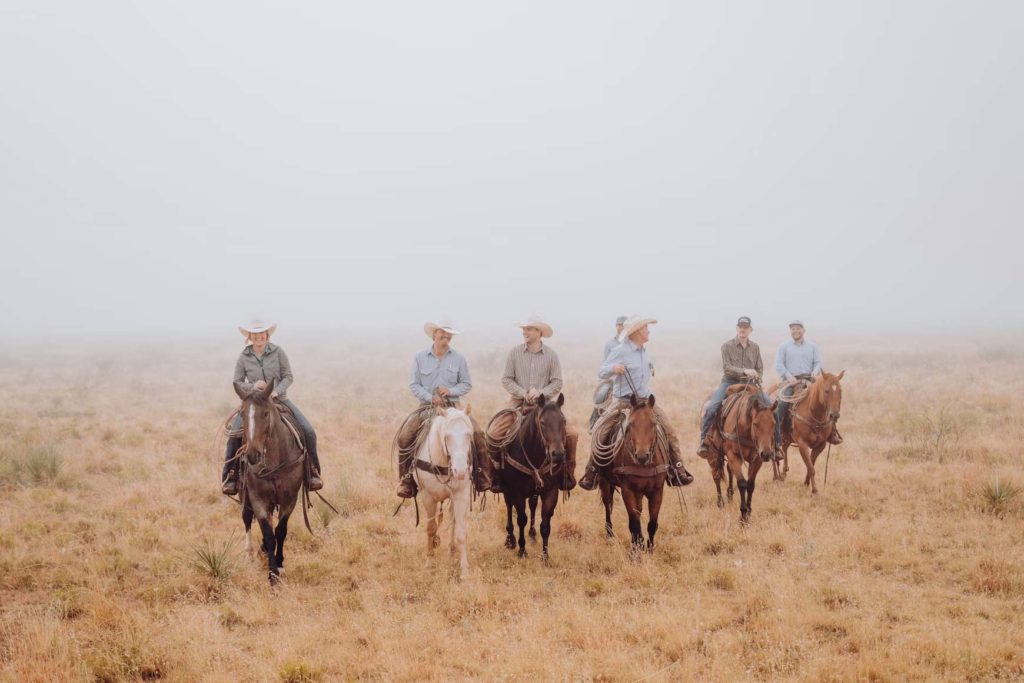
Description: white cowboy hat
xmin=423 ymin=320 xmax=462 ymax=339
xmin=238 ymin=318 xmax=277 ymax=338
xmin=618 ymin=315 xmax=658 ymax=342
xmin=515 ymin=315 xmax=553 ymax=338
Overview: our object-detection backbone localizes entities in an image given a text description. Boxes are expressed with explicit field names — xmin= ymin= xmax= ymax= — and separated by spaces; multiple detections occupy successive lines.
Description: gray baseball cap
xmin=615 ymin=316 xmax=627 ymax=325
xmin=788 ymin=319 xmax=805 ymax=327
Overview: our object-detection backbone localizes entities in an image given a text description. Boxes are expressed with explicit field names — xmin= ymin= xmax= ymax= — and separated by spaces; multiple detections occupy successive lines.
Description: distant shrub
xmin=974 ymin=477 xmax=1020 ymax=517
xmin=0 ymin=444 xmax=64 ymax=486
xmin=279 ymin=661 xmax=323 ymax=682
xmin=888 ymin=406 xmax=971 ymax=462
xmin=707 ymin=568 xmax=736 ymax=591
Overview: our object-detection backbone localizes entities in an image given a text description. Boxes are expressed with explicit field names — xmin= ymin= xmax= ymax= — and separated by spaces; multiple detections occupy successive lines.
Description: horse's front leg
xmin=257 ymin=516 xmax=278 ymax=584
xmin=423 ymin=495 xmax=439 ymax=563
xmin=713 ymin=462 xmax=725 ymax=509
xmin=539 ymin=488 xmax=559 ymax=564
xmin=808 ymin=443 xmax=826 ymax=495
xmin=242 ymin=502 xmax=254 ymax=555
xmin=796 ymin=440 xmax=815 ymax=494
xmin=745 ymin=457 xmax=762 ymax=520
xmin=273 ymin=513 xmax=290 ymax=574
xmin=646 ymin=485 xmax=664 ymax=553
xmin=726 ymin=450 xmax=749 ymax=523
xmin=600 ymin=480 xmax=614 ymax=539
xmin=528 ymin=494 xmax=538 ymax=543
xmin=515 ymin=498 xmax=528 ymax=558
xmin=619 ymin=487 xmax=644 ymax=555
xmin=504 ymin=496 xmax=516 ymax=550
xmin=451 ymin=488 xmax=470 ymax=581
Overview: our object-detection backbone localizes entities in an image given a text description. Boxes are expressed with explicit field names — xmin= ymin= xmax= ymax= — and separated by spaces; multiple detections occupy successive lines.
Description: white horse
xmin=412 ymin=406 xmax=474 ymax=581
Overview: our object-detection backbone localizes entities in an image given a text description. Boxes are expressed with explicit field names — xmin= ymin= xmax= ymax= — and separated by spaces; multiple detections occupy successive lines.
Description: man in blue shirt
xmin=395 ymin=321 xmax=488 ymax=498
xmin=773 ymin=320 xmax=841 ymax=449
xmin=579 ymin=316 xmax=694 ymax=490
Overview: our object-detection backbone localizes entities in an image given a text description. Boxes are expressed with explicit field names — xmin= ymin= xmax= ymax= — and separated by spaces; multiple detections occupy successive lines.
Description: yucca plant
xmin=191 ymin=534 xmax=240 ymax=582
xmin=977 ymin=477 xmax=1019 ymax=517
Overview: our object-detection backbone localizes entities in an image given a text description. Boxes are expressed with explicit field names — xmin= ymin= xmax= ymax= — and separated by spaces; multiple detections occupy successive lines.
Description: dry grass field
xmin=1 ymin=329 xmax=1022 ymax=682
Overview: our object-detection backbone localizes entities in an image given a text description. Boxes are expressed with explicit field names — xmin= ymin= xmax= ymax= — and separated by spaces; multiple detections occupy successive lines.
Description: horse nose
xmin=636 ymin=451 xmax=650 ymax=464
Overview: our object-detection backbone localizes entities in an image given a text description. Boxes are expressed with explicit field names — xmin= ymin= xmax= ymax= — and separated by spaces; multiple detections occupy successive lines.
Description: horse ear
xmin=233 ymin=382 xmax=248 ymax=401
xmin=536 ymin=393 xmax=547 ymax=407
xmin=556 ymin=393 xmax=565 ymax=407
xmin=647 ymin=394 xmax=656 ymax=408
xmin=260 ymin=378 xmax=275 ymax=401
xmin=463 ymin=402 xmax=472 ymax=416
xmin=836 ymin=369 xmax=845 ymax=381
xmin=630 ymin=394 xmax=638 ymax=408
xmin=437 ymin=407 xmax=448 ymax=417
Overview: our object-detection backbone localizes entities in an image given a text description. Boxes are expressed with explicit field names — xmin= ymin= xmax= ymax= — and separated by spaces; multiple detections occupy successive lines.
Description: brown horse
xmin=234 ymin=379 xmax=308 ymax=584
xmin=597 ymin=394 xmax=667 ymax=552
xmin=705 ymin=385 xmax=775 ymax=522
xmin=774 ymin=370 xmax=845 ymax=494
xmin=500 ymin=393 xmax=568 ymax=562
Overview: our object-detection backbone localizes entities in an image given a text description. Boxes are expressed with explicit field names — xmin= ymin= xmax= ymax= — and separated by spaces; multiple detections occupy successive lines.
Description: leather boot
xmin=559 ymin=432 xmax=578 ymax=491
xmin=473 ymin=432 xmax=493 ymax=492
xmin=308 ymin=446 xmax=323 ymax=492
xmin=666 ymin=449 xmax=694 ymax=487
xmin=827 ymin=424 xmax=844 ymax=445
xmin=578 ymin=462 xmax=599 ymax=491
xmin=222 ymin=437 xmax=242 ymax=495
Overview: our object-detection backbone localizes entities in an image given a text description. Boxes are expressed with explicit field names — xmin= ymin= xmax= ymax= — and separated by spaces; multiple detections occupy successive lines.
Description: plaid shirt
xmin=501 ymin=343 xmax=563 ymax=400
xmin=720 ymin=338 xmax=763 ymax=383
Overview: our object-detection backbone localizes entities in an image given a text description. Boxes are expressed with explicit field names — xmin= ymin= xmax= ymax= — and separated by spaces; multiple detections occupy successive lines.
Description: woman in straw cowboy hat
xmin=483 ymin=315 xmax=577 ymax=493
xmin=221 ymin=319 xmax=323 ymax=495
xmin=394 ymin=320 xmax=489 ymax=498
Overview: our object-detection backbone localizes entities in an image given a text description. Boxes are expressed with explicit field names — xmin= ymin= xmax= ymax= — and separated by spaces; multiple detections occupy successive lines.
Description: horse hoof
xmin=541 ymin=552 xmax=549 ymax=565
xmin=268 ymin=572 xmax=280 ymax=586
xmin=605 ymin=531 xmax=615 ymax=540
xmin=716 ymin=498 xmax=725 ymax=509
xmin=517 ymin=548 xmax=527 ymax=559
xmin=505 ymin=537 xmax=516 ymax=550
xmin=529 ymin=529 xmax=537 ymax=542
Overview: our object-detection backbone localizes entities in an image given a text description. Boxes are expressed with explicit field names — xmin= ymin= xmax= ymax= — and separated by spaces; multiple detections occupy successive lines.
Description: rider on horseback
xmin=696 ymin=316 xmax=769 ymax=461
xmin=221 ymin=319 xmax=323 ymax=495
xmin=484 ymin=316 xmax=578 ymax=494
xmin=578 ymin=316 xmax=694 ymax=490
xmin=773 ymin=319 xmax=842 ymax=453
xmin=394 ymin=321 xmax=489 ymax=499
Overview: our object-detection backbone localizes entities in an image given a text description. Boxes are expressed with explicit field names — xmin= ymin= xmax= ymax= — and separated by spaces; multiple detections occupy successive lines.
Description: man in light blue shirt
xmin=395 ymin=321 xmax=487 ymax=498
xmin=773 ymin=319 xmax=827 ymax=450
xmin=579 ymin=316 xmax=694 ymax=490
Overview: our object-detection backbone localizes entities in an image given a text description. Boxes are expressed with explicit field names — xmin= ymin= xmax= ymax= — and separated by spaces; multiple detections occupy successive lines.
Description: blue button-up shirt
xmin=774 ymin=338 xmax=823 ymax=380
xmin=603 ymin=337 xmax=620 ymax=361
xmin=409 ymin=347 xmax=472 ymax=403
xmin=599 ymin=339 xmax=653 ymax=398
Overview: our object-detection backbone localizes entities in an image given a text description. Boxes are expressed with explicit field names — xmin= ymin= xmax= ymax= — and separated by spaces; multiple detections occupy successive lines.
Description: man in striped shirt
xmin=484 ymin=316 xmax=578 ymax=493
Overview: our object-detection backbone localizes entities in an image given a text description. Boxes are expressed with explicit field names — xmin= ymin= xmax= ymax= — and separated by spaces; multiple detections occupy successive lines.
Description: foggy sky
xmin=2 ymin=1 xmax=1022 ymax=337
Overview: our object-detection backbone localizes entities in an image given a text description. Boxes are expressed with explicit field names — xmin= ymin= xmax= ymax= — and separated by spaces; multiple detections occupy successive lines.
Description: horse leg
xmin=727 ymin=451 xmax=749 ymax=523
xmin=600 ymin=480 xmax=614 ymax=539
xmin=809 ymin=443 xmax=826 ymax=495
xmin=528 ymin=494 xmax=538 ymax=543
xmin=515 ymin=498 xmax=529 ymax=558
xmin=257 ymin=516 xmax=278 ymax=584
xmin=273 ymin=513 xmax=289 ymax=574
xmin=242 ymin=502 xmax=254 ymax=555
xmin=727 ymin=466 xmax=735 ymax=502
xmin=646 ymin=486 xmax=664 ymax=553
xmin=539 ymin=488 xmax=558 ymax=564
xmin=424 ymin=495 xmax=439 ymax=563
xmin=745 ymin=458 xmax=762 ymax=522
xmin=796 ymin=441 xmax=815 ymax=494
xmin=713 ymin=463 xmax=725 ymax=509
xmin=504 ymin=496 xmax=516 ymax=550
xmin=451 ymin=489 xmax=470 ymax=581
xmin=620 ymin=487 xmax=643 ymax=555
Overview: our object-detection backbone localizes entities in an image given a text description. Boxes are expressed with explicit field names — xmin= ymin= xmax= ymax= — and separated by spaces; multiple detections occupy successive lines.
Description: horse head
xmin=233 ymin=379 xmax=278 ymax=461
xmin=627 ymin=394 xmax=658 ymax=465
xmin=818 ymin=370 xmax=845 ymax=421
xmin=533 ymin=393 xmax=567 ymax=466
xmin=749 ymin=394 xmax=777 ymax=461
xmin=437 ymin=408 xmax=474 ymax=481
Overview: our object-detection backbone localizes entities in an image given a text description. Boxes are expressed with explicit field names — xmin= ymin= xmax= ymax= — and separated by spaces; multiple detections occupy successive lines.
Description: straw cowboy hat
xmin=618 ymin=315 xmax=658 ymax=342
xmin=515 ymin=315 xmax=553 ymax=338
xmin=423 ymin=320 xmax=462 ymax=339
xmin=238 ymin=318 xmax=277 ymax=338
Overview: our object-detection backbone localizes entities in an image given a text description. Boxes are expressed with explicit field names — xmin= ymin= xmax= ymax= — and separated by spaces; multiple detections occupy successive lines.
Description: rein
xmin=505 ymin=409 xmax=559 ymax=490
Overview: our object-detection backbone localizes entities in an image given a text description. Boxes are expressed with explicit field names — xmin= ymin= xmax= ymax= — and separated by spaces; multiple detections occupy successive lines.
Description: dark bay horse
xmin=706 ymin=385 xmax=775 ymax=522
xmin=500 ymin=393 xmax=568 ymax=562
xmin=597 ymin=394 xmax=667 ymax=552
xmin=775 ymin=370 xmax=845 ymax=494
xmin=234 ymin=379 xmax=307 ymax=584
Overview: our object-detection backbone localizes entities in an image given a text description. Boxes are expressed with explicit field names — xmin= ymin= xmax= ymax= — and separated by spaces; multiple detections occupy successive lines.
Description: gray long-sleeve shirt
xmin=234 ymin=343 xmax=294 ymax=398
xmin=409 ymin=346 xmax=472 ymax=404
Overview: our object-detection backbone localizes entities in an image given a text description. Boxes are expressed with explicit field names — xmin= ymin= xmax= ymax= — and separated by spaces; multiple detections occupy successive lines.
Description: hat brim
xmin=424 ymin=323 xmax=461 ymax=339
xmin=618 ymin=318 xmax=657 ymax=342
xmin=516 ymin=322 xmax=553 ymax=338
xmin=239 ymin=323 xmax=277 ymax=337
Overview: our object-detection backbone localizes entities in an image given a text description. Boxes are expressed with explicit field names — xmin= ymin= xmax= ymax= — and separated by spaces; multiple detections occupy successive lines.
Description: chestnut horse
xmin=234 ymin=379 xmax=307 ymax=584
xmin=597 ymin=394 xmax=667 ymax=552
xmin=774 ymin=370 xmax=845 ymax=494
xmin=705 ymin=385 xmax=775 ymax=522
xmin=500 ymin=393 xmax=569 ymax=562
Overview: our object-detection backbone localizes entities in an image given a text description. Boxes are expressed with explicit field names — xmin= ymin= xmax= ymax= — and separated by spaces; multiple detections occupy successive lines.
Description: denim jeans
xmin=699 ymin=380 xmax=733 ymax=442
xmin=774 ymin=385 xmax=794 ymax=444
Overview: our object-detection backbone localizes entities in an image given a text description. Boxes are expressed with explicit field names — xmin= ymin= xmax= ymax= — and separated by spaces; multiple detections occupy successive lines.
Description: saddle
xmin=224 ymin=399 xmax=307 ymax=452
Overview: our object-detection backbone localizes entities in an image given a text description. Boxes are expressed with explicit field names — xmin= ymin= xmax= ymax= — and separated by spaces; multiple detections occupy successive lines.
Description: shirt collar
xmin=627 ymin=339 xmax=644 ymax=352
xmin=523 ymin=342 xmax=545 ymax=353
xmin=246 ymin=342 xmax=275 ymax=357
xmin=428 ymin=346 xmax=452 ymax=358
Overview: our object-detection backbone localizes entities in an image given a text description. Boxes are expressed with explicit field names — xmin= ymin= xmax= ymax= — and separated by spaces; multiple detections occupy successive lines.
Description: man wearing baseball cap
xmin=773 ymin=320 xmax=841 ymax=451
xmin=697 ymin=316 xmax=765 ymax=458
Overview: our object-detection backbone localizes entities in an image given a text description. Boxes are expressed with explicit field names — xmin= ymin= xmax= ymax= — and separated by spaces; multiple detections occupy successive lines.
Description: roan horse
xmin=774 ymin=370 xmax=845 ymax=495
xmin=412 ymin=406 xmax=475 ymax=581
xmin=704 ymin=385 xmax=776 ymax=522
xmin=596 ymin=394 xmax=668 ymax=552
xmin=234 ymin=379 xmax=309 ymax=584
xmin=499 ymin=393 xmax=568 ymax=562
